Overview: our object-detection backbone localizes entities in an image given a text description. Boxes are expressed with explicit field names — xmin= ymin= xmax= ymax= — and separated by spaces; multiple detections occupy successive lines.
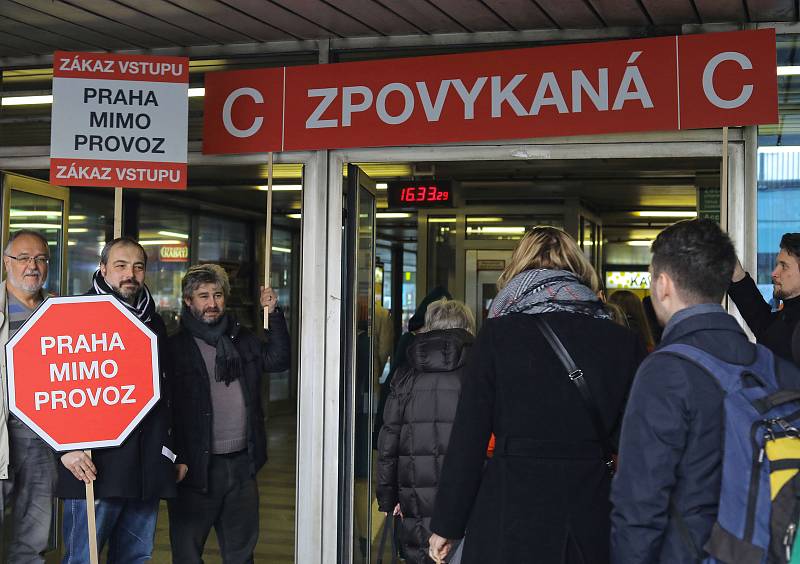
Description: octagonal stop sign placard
xmin=6 ymin=295 xmax=160 ymax=451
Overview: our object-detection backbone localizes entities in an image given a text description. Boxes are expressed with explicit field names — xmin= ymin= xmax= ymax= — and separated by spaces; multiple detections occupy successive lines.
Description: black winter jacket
xmin=56 ymin=308 xmax=177 ymax=500
xmin=376 ymin=328 xmax=473 ymax=564
xmin=729 ymin=272 xmax=800 ymax=362
xmin=430 ymin=312 xmax=645 ymax=564
xmin=168 ymin=309 xmax=290 ymax=493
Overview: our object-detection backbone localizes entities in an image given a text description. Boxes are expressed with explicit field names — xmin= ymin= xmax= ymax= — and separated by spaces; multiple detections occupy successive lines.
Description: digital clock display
xmin=387 ymin=181 xmax=454 ymax=208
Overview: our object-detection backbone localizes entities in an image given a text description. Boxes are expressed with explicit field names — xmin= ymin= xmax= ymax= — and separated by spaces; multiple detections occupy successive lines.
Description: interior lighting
xmin=376 ymin=212 xmax=411 ymax=219
xmin=257 ymin=184 xmax=302 ymax=191
xmin=376 ymin=183 xmax=388 ymax=190
xmin=2 ymin=88 xmax=206 ymax=106
xmin=272 ymin=246 xmax=291 ymax=253
xmin=9 ymin=210 xmax=61 ymax=218
xmin=68 ymin=215 xmax=87 ymax=221
xmin=139 ymin=239 xmax=180 ymax=246
xmin=635 ymin=211 xmax=698 ymax=218
xmin=287 ymin=213 xmax=302 ymax=219
xmin=67 ymin=228 xmax=88 ymax=233
xmin=68 ymin=241 xmax=77 ymax=246
xmin=466 ymin=217 xmax=504 ymax=223
xmin=157 ymin=230 xmax=189 ymax=239
xmin=1 ymin=95 xmax=53 ymax=106
xmin=428 ymin=218 xmax=456 ymax=223
xmin=626 ymin=240 xmax=654 ymax=247
xmin=9 ymin=223 xmax=60 ymax=229
xmin=778 ymin=66 xmax=800 ymax=76
xmin=466 ymin=226 xmax=526 ymax=234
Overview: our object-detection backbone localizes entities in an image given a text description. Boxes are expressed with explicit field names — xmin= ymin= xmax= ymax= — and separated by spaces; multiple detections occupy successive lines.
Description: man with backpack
xmin=611 ymin=219 xmax=800 ymax=563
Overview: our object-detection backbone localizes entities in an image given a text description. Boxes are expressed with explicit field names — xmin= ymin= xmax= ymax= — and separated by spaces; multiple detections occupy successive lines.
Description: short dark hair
xmin=5 ymin=229 xmax=50 ymax=255
xmin=780 ymin=233 xmax=800 ymax=259
xmin=181 ymin=264 xmax=230 ymax=301
xmin=651 ymin=219 xmax=737 ymax=304
xmin=99 ymin=237 xmax=147 ymax=267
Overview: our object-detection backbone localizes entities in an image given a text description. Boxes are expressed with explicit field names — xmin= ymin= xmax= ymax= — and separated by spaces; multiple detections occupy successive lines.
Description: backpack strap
xmin=535 ymin=317 xmax=615 ymax=475
xmin=656 ymin=343 xmax=776 ymax=394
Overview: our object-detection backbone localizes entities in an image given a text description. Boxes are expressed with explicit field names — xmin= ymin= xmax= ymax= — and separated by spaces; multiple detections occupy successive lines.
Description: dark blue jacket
xmin=611 ymin=307 xmax=757 ymax=563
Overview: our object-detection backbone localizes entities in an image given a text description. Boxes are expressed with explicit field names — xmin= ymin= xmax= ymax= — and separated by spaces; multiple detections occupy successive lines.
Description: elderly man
xmin=0 ymin=230 xmax=56 ymax=563
xmin=57 ymin=237 xmax=178 ymax=563
xmin=167 ymin=264 xmax=290 ymax=564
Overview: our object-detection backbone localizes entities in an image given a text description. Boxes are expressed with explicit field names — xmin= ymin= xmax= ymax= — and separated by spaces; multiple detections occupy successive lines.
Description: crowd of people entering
xmin=376 ymin=220 xmax=800 ymax=564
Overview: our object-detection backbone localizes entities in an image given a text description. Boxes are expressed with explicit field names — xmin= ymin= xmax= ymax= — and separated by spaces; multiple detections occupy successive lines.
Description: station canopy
xmin=0 ymin=0 xmax=797 ymax=66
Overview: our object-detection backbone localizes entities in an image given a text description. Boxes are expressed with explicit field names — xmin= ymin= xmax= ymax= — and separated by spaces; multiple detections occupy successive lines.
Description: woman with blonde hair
xmin=428 ymin=226 xmax=645 ymax=564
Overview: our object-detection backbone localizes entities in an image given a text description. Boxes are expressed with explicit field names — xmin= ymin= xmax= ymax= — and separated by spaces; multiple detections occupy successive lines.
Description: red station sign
xmin=5 ymin=295 xmax=161 ymax=451
xmin=203 ymin=29 xmax=778 ymax=155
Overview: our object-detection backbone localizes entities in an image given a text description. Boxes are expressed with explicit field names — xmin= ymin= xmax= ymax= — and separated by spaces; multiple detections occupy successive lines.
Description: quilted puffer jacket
xmin=376 ymin=328 xmax=473 ymax=564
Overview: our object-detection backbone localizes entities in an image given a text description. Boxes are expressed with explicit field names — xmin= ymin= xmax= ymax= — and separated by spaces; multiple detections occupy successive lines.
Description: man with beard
xmin=167 ymin=264 xmax=289 ymax=563
xmin=57 ymin=237 xmax=179 ymax=563
xmin=0 ymin=230 xmax=57 ymax=562
xmin=729 ymin=233 xmax=800 ymax=361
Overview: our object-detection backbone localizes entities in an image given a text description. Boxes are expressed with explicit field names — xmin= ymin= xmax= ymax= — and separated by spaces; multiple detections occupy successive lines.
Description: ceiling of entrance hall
xmin=0 ymin=0 xmax=796 ymax=62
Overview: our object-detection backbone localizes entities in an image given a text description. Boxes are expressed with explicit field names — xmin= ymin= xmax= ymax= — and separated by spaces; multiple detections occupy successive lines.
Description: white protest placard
xmin=50 ymin=51 xmax=189 ymax=190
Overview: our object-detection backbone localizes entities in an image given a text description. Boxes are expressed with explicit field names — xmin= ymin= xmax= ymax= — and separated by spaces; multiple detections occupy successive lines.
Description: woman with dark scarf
xmin=428 ymin=226 xmax=646 ymax=564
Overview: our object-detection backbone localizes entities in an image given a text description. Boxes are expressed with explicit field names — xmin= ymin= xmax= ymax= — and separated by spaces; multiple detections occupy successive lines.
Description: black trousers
xmin=167 ymin=451 xmax=259 ymax=564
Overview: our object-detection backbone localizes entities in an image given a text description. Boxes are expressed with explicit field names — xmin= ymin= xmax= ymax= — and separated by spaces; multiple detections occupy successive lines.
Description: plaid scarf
xmin=489 ymin=269 xmax=610 ymax=320
xmin=90 ymin=269 xmax=156 ymax=324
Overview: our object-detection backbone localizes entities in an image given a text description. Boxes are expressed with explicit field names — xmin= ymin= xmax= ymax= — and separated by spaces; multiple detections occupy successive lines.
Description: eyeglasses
xmin=4 ymin=254 xmax=49 ymax=266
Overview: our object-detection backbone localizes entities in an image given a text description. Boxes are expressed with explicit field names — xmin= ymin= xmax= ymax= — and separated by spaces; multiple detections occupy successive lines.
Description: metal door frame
xmin=0 ymin=172 xmax=70 ymax=292
xmin=324 ymin=129 xmax=751 ymax=561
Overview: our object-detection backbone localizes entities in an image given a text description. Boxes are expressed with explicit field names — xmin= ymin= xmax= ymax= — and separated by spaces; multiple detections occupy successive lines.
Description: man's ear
xmin=183 ymin=296 xmax=192 ymax=308
xmin=99 ymin=263 xmax=107 ymax=277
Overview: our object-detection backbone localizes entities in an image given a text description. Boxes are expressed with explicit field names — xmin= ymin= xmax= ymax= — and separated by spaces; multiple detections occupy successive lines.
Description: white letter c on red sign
xmin=222 ymin=87 xmax=264 ymax=138
xmin=702 ymin=52 xmax=754 ymax=110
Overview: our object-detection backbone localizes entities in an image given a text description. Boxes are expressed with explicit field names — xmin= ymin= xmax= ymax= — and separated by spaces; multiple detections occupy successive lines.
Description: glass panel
xmin=757 ymin=35 xmax=800 ymax=302
xmin=8 ymin=190 xmax=64 ymax=295
xmin=465 ymin=214 xmax=563 ymax=241
xmin=353 ymin=186 xmax=376 ymax=564
xmin=267 ymin=227 xmax=294 ymax=403
xmin=402 ymin=250 xmax=417 ymax=333
xmin=67 ymin=189 xmax=113 ymax=296
xmin=138 ymin=203 xmax=191 ymax=334
xmin=197 ymin=216 xmax=254 ymax=327
xmin=427 ymin=216 xmax=456 ymax=294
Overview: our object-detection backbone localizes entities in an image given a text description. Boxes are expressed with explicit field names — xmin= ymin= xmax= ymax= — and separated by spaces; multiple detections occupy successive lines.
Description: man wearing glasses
xmin=0 ymin=229 xmax=56 ymax=563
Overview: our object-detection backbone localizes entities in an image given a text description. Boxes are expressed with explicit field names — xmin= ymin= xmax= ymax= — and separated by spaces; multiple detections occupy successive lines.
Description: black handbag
xmin=376 ymin=514 xmax=399 ymax=564
xmin=534 ymin=317 xmax=616 ymax=475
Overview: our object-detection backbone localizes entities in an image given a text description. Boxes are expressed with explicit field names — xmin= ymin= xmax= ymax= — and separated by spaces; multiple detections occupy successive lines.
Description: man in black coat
xmin=611 ymin=220 xmax=800 ymax=563
xmin=167 ymin=264 xmax=290 ymax=564
xmin=728 ymin=232 xmax=800 ymax=362
xmin=57 ymin=237 xmax=178 ymax=563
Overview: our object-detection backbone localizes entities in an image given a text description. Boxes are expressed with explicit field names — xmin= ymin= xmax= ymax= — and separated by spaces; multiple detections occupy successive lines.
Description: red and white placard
xmin=203 ymin=29 xmax=778 ymax=155
xmin=50 ymin=52 xmax=189 ymax=190
xmin=6 ymin=295 xmax=161 ymax=451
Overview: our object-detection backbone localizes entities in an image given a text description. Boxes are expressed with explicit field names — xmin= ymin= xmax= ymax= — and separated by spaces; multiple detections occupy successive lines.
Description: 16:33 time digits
xmin=400 ymin=185 xmax=450 ymax=202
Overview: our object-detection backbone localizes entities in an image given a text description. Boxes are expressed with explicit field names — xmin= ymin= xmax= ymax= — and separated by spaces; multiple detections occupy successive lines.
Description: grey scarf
xmin=180 ymin=305 xmax=243 ymax=385
xmin=489 ymin=269 xmax=610 ymax=320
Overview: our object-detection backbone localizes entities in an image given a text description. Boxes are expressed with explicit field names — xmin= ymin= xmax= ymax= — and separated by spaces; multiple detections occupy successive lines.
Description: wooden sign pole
xmin=85 ymin=450 xmax=99 ymax=564
xmin=264 ymin=153 xmax=273 ymax=330
xmin=114 ymin=187 xmax=123 ymax=238
xmin=721 ymin=127 xmax=729 ymax=232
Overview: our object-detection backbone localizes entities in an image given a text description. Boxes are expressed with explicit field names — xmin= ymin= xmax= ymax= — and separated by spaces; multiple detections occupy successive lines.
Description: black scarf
xmin=90 ymin=269 xmax=156 ymax=323
xmin=180 ymin=305 xmax=243 ymax=385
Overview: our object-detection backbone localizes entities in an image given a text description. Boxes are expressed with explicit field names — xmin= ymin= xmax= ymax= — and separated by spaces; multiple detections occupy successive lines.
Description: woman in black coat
xmin=429 ymin=226 xmax=646 ymax=564
xmin=376 ymin=298 xmax=475 ymax=564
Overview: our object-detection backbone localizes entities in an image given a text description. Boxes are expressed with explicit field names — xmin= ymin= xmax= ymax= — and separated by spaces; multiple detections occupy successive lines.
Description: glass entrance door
xmin=1 ymin=173 xmax=69 ymax=296
xmin=340 ymin=164 xmax=379 ymax=564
